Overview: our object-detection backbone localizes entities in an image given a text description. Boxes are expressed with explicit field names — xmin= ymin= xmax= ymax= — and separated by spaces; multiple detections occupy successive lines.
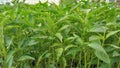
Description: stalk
xmin=70 ymin=57 xmax=74 ymax=68
xmin=97 ymin=59 xmax=100 ymax=68
xmin=88 ymin=54 xmax=93 ymax=68
xmin=84 ymin=52 xmax=87 ymax=68
xmin=117 ymin=62 xmax=120 ymax=68
xmin=77 ymin=52 xmax=81 ymax=67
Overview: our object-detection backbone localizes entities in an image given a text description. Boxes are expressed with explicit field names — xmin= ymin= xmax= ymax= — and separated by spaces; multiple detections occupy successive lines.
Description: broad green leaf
xmin=0 ymin=58 xmax=3 ymax=63
xmin=7 ymin=56 xmax=13 ymax=68
xmin=66 ymin=48 xmax=80 ymax=57
xmin=73 ymin=34 xmax=84 ymax=45
xmin=27 ymin=40 xmax=38 ymax=46
xmin=61 ymin=57 xmax=67 ymax=68
xmin=44 ymin=53 xmax=51 ymax=58
xmin=56 ymin=15 xmax=68 ymax=24
xmin=112 ymin=51 xmax=120 ymax=57
xmin=23 ymin=63 xmax=31 ymax=68
xmin=65 ymin=37 xmax=76 ymax=42
xmin=88 ymin=26 xmax=108 ymax=33
xmin=88 ymin=42 xmax=110 ymax=64
xmin=6 ymin=50 xmax=16 ymax=64
xmin=58 ymin=25 xmax=69 ymax=31
xmin=48 ymin=64 xmax=56 ymax=68
xmin=55 ymin=33 xmax=63 ymax=43
xmin=55 ymin=48 xmax=63 ymax=62
xmin=51 ymin=43 xmax=62 ymax=47
xmin=88 ymin=42 xmax=105 ymax=52
xmin=100 ymin=63 xmax=110 ymax=68
xmin=5 ymin=50 xmax=15 ymax=68
xmin=89 ymin=35 xmax=100 ymax=41
xmin=106 ymin=30 xmax=120 ymax=39
xmin=5 ymin=36 xmax=12 ymax=49
xmin=18 ymin=55 xmax=35 ymax=61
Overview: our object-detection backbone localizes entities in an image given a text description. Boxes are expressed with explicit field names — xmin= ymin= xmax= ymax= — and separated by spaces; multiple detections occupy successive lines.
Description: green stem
xmin=77 ymin=52 xmax=81 ymax=67
xmin=84 ymin=52 xmax=87 ymax=68
xmin=88 ymin=53 xmax=93 ymax=68
xmin=97 ymin=59 xmax=100 ymax=68
xmin=117 ymin=62 xmax=120 ymax=68
xmin=70 ymin=58 xmax=74 ymax=68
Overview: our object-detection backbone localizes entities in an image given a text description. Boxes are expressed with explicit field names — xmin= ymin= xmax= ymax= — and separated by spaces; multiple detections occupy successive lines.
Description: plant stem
xmin=97 ymin=59 xmax=100 ymax=68
xmin=117 ymin=62 xmax=120 ymax=68
xmin=84 ymin=52 xmax=87 ymax=68
xmin=77 ymin=52 xmax=81 ymax=67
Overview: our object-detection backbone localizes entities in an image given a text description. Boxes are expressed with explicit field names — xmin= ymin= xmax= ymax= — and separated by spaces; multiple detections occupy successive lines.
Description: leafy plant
xmin=0 ymin=1 xmax=120 ymax=68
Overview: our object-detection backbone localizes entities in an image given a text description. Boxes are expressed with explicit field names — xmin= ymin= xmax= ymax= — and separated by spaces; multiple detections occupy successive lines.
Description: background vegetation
xmin=0 ymin=0 xmax=120 ymax=68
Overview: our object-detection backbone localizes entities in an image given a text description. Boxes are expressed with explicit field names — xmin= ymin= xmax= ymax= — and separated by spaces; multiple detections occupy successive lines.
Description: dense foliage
xmin=0 ymin=1 xmax=120 ymax=68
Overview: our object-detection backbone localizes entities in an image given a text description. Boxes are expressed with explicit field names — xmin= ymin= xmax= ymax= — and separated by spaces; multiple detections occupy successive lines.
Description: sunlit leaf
xmin=55 ymin=33 xmax=63 ymax=43
xmin=106 ymin=30 xmax=120 ymax=39
xmin=65 ymin=44 xmax=77 ymax=51
xmin=88 ymin=26 xmax=108 ymax=33
xmin=112 ymin=51 xmax=120 ymax=57
xmin=55 ymin=48 xmax=63 ymax=62
xmin=58 ymin=25 xmax=69 ymax=31
xmin=88 ymin=42 xmax=110 ymax=64
xmin=18 ymin=55 xmax=35 ymax=61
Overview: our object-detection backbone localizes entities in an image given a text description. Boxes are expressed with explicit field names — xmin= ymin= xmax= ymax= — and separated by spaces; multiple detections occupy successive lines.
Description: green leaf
xmin=73 ymin=34 xmax=84 ymax=45
xmin=88 ymin=26 xmax=108 ymax=33
xmin=0 ymin=58 xmax=3 ymax=63
xmin=61 ymin=57 xmax=67 ymax=68
xmin=6 ymin=50 xmax=16 ymax=64
xmin=55 ymin=33 xmax=63 ymax=43
xmin=110 ymin=44 xmax=120 ymax=49
xmin=66 ymin=48 xmax=80 ymax=57
xmin=48 ymin=64 xmax=56 ymax=68
xmin=44 ymin=53 xmax=51 ymax=58
xmin=36 ymin=51 xmax=48 ymax=65
xmin=89 ymin=35 xmax=100 ymax=41
xmin=5 ymin=36 xmax=12 ymax=49
xmin=5 ymin=50 xmax=15 ymax=68
xmin=27 ymin=40 xmax=38 ymax=46
xmin=88 ymin=42 xmax=110 ymax=64
xmin=64 ymin=44 xmax=77 ymax=51
xmin=100 ymin=63 xmax=110 ymax=68
xmin=55 ymin=48 xmax=63 ymax=62
xmin=106 ymin=30 xmax=120 ymax=39
xmin=58 ymin=25 xmax=69 ymax=31
xmin=8 ymin=56 xmax=13 ymax=68
xmin=18 ymin=55 xmax=35 ymax=61
xmin=112 ymin=51 xmax=120 ymax=57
